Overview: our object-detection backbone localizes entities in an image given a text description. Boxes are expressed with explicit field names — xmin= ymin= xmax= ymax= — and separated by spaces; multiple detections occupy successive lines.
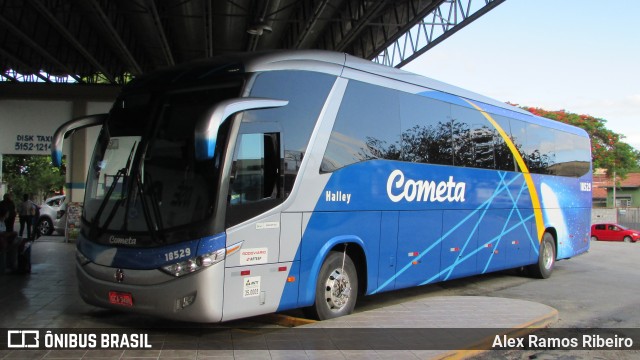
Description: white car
xmin=36 ymin=195 xmax=66 ymax=236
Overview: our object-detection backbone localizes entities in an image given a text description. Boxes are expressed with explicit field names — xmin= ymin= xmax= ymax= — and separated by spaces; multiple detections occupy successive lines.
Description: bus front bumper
xmin=76 ymin=260 xmax=225 ymax=323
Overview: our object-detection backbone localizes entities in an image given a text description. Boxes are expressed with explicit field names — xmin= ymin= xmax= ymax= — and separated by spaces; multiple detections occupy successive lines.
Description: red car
xmin=591 ymin=224 xmax=640 ymax=243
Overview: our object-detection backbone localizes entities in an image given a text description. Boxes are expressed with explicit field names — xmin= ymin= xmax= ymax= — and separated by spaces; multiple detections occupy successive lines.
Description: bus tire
xmin=311 ymin=250 xmax=358 ymax=320
xmin=528 ymin=232 xmax=556 ymax=279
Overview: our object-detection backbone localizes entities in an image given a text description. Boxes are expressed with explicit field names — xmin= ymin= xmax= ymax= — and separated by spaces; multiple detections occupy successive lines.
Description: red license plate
xmin=109 ymin=291 xmax=133 ymax=307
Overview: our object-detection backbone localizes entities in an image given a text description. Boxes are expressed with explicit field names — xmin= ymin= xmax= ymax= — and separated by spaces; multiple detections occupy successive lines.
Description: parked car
xmin=37 ymin=195 xmax=66 ymax=236
xmin=591 ymin=223 xmax=640 ymax=243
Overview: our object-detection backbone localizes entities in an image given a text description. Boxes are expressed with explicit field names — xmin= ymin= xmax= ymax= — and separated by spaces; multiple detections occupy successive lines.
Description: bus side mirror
xmin=195 ymin=98 xmax=288 ymax=161
xmin=51 ymin=114 xmax=108 ymax=167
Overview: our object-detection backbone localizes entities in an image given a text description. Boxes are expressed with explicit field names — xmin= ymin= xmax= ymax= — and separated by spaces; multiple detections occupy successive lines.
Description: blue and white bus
xmin=52 ymin=51 xmax=592 ymax=322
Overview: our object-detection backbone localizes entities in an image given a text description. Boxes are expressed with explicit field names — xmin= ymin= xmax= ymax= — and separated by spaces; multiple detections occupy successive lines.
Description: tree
xmin=519 ymin=106 xmax=640 ymax=179
xmin=2 ymin=155 xmax=65 ymax=203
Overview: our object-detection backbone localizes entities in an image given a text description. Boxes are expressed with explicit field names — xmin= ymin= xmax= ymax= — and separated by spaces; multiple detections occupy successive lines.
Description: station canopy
xmin=0 ymin=0 xmax=504 ymax=85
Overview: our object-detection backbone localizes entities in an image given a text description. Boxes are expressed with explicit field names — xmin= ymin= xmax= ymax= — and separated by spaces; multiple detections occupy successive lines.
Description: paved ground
xmin=0 ymin=235 xmax=558 ymax=359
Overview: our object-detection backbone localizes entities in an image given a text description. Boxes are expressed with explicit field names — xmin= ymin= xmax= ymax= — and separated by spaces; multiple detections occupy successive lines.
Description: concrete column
xmin=67 ymin=100 xmax=89 ymax=203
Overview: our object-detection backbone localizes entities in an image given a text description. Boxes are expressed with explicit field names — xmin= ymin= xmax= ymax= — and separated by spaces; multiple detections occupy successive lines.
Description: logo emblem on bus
xmin=115 ymin=268 xmax=125 ymax=283
xmin=386 ymin=170 xmax=466 ymax=203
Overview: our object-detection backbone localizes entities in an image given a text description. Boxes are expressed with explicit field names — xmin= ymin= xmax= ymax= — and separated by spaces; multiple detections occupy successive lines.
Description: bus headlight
xmin=161 ymin=248 xmax=225 ymax=277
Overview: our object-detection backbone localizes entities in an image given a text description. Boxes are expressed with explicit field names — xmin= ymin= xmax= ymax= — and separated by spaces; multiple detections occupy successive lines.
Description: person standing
xmin=0 ymin=206 xmax=18 ymax=273
xmin=0 ymin=193 xmax=17 ymax=232
xmin=18 ymin=194 xmax=36 ymax=240
xmin=29 ymin=194 xmax=40 ymax=239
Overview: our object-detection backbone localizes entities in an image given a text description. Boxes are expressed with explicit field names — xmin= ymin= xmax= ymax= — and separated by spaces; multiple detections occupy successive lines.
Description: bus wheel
xmin=312 ymin=251 xmax=358 ymax=320
xmin=528 ymin=232 xmax=556 ymax=279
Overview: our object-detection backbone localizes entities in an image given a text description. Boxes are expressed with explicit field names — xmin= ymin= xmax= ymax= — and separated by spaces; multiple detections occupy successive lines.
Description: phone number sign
xmin=14 ymin=134 xmax=52 ymax=154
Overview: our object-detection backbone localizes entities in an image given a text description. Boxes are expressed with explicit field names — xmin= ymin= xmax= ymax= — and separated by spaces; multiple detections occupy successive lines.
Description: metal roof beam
xmin=144 ymin=0 xmax=175 ymax=66
xmin=27 ymin=0 xmax=115 ymax=83
xmin=333 ymin=0 xmax=388 ymax=52
xmin=351 ymin=0 xmax=443 ymax=60
xmin=0 ymin=12 xmax=82 ymax=82
xmin=83 ymin=0 xmax=143 ymax=75
xmin=319 ymin=0 xmax=390 ymax=52
xmin=0 ymin=0 xmax=504 ymax=83
xmin=0 ymin=47 xmax=50 ymax=83
xmin=373 ymin=0 xmax=506 ymax=68
xmin=288 ymin=0 xmax=333 ymax=49
xmin=0 ymin=72 xmax=17 ymax=82
xmin=203 ymin=0 xmax=214 ymax=58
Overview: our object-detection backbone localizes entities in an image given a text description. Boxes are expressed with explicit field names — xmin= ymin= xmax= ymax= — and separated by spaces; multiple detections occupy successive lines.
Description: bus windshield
xmin=84 ymin=83 xmax=242 ymax=240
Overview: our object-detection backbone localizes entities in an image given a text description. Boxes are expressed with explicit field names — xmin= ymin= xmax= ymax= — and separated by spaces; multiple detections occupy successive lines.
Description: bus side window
xmin=226 ymin=131 xmax=282 ymax=227
xmin=491 ymin=115 xmax=517 ymax=172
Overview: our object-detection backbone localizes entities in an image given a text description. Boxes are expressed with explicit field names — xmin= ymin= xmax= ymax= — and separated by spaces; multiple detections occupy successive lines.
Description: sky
xmin=403 ymin=0 xmax=640 ymax=150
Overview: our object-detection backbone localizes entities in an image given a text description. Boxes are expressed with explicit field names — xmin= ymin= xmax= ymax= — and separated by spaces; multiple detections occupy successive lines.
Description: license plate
xmin=109 ymin=291 xmax=133 ymax=307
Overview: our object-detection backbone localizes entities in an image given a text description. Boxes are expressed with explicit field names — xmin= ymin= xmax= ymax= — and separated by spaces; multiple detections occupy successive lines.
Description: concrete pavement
xmin=0 ymin=235 xmax=558 ymax=359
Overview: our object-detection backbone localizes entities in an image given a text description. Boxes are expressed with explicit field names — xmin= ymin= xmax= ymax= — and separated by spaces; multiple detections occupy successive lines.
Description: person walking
xmin=0 ymin=206 xmax=18 ymax=273
xmin=17 ymin=194 xmax=36 ymax=240
xmin=0 ymin=193 xmax=17 ymax=232
xmin=29 ymin=194 xmax=40 ymax=239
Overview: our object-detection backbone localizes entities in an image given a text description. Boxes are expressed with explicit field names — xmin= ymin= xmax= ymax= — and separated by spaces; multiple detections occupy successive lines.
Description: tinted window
xmin=550 ymin=131 xmax=591 ymax=177
xmin=505 ymin=117 xmax=528 ymax=172
xmin=321 ymin=81 xmax=401 ymax=172
xmin=494 ymin=115 xmax=589 ymax=177
xmin=320 ymin=81 xmax=589 ymax=177
xmin=249 ymin=71 xmax=336 ymax=194
xmin=399 ymin=94 xmax=451 ymax=165
xmin=486 ymin=115 xmax=516 ymax=171
xmin=229 ymin=133 xmax=279 ymax=205
xmin=527 ymin=123 xmax=556 ymax=174
xmin=451 ymin=106 xmax=474 ymax=167
xmin=451 ymin=105 xmax=512 ymax=169
xmin=47 ymin=197 xmax=64 ymax=207
xmin=398 ymin=98 xmax=515 ymax=171
xmin=226 ymin=128 xmax=282 ymax=227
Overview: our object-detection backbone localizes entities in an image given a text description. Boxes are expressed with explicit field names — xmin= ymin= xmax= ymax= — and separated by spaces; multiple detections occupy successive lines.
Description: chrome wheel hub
xmin=324 ymin=268 xmax=351 ymax=311
xmin=542 ymin=243 xmax=554 ymax=270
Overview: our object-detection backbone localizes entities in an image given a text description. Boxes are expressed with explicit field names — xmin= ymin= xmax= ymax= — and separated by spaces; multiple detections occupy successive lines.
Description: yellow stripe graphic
xmin=464 ymin=100 xmax=545 ymax=242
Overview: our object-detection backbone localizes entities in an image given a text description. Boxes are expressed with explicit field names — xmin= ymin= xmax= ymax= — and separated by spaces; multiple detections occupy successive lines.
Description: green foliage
xmin=519 ymin=106 xmax=640 ymax=179
xmin=2 ymin=155 xmax=65 ymax=203
xmin=80 ymin=72 xmax=134 ymax=84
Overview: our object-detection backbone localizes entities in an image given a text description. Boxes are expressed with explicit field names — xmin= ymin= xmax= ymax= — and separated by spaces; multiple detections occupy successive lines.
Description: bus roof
xmin=243 ymin=50 xmax=532 ymax=116
xmin=245 ymin=50 xmax=588 ymax=137
xmin=126 ymin=50 xmax=588 ymax=137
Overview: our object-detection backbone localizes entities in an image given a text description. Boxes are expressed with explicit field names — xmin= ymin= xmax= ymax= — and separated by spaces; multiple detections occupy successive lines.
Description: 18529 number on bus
xmin=164 ymin=248 xmax=191 ymax=262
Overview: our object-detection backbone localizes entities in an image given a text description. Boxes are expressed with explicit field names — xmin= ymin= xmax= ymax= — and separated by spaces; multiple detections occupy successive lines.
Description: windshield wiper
xmin=89 ymin=141 xmax=137 ymax=237
xmin=131 ymin=172 xmax=165 ymax=243
xmin=89 ymin=167 xmax=126 ymax=238
xmin=143 ymin=172 xmax=165 ymax=233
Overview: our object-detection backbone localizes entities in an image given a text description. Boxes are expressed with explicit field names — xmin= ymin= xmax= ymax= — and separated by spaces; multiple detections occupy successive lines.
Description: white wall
xmin=0 ymin=99 xmax=112 ymax=200
xmin=592 ymin=208 xmax=617 ymax=224
xmin=0 ymin=100 xmax=73 ymax=155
